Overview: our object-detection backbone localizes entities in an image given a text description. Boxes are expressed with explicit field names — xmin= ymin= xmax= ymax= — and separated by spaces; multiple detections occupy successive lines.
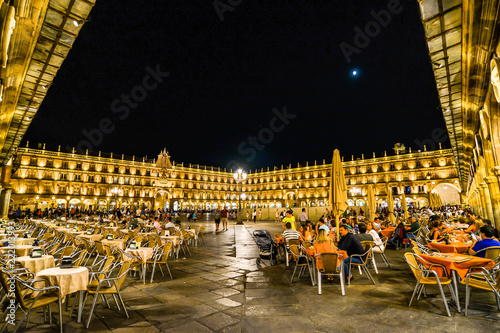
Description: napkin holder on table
xmin=23 ymin=232 xmax=30 ymax=238
xmin=107 ymin=234 xmax=114 ymax=240
xmin=129 ymin=241 xmax=137 ymax=249
xmin=87 ymin=229 xmax=93 ymax=235
xmin=30 ymin=248 xmax=43 ymax=258
xmin=60 ymin=256 xmax=73 ymax=269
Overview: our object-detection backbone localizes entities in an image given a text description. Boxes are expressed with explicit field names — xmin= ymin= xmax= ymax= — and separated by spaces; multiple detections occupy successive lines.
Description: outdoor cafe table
xmin=36 ymin=266 xmax=89 ymax=323
xmin=15 ymin=255 xmax=55 ymax=274
xmin=380 ymin=226 xmax=412 ymax=238
xmin=102 ymin=239 xmax=127 ymax=250
xmin=77 ymin=234 xmax=104 ymax=242
xmin=125 ymin=247 xmax=154 ymax=284
xmin=0 ymin=237 xmax=36 ymax=246
xmin=419 ymin=253 xmax=495 ymax=312
xmin=427 ymin=241 xmax=473 ymax=254
xmin=161 ymin=236 xmax=180 ymax=258
xmin=0 ymin=245 xmax=36 ymax=257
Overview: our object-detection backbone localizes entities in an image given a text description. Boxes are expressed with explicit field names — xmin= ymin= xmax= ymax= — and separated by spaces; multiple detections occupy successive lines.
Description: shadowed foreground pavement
xmin=6 ymin=220 xmax=500 ymax=332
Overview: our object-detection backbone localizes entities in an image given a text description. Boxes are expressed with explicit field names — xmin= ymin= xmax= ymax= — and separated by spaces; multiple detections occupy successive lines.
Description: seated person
xmin=283 ymin=222 xmax=301 ymax=246
xmin=482 ymin=219 xmax=499 ymax=240
xmin=373 ymin=217 xmax=382 ymax=231
xmin=154 ymin=218 xmax=163 ymax=233
xmin=407 ymin=217 xmax=420 ymax=237
xmin=468 ymin=226 xmax=500 ymax=258
xmin=366 ymin=222 xmax=383 ymax=248
xmin=310 ymin=229 xmax=346 ymax=274
xmin=337 ymin=224 xmax=365 ymax=281
xmin=316 ymin=218 xmax=329 ymax=234
xmin=428 ymin=217 xmax=451 ymax=242
xmin=354 ymin=223 xmax=374 ymax=242
xmin=165 ymin=217 xmax=176 ymax=229
xmin=0 ymin=241 xmax=8 ymax=247
xmin=128 ymin=217 xmax=140 ymax=230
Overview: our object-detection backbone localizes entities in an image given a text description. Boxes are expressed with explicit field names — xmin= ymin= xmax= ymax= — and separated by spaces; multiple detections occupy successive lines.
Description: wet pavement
xmin=11 ymin=220 xmax=500 ymax=332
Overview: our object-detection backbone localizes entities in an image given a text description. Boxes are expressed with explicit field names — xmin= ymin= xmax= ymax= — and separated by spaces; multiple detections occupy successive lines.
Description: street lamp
xmin=233 ymin=169 xmax=247 ymax=223
xmin=111 ymin=187 xmax=120 ymax=209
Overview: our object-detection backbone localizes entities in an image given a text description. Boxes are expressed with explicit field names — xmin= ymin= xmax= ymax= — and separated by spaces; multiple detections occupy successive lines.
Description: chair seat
xmin=461 ymin=277 xmax=495 ymax=291
xmin=87 ymin=285 xmax=118 ymax=294
xmin=419 ymin=276 xmax=452 ymax=285
xmin=24 ymin=293 xmax=60 ymax=309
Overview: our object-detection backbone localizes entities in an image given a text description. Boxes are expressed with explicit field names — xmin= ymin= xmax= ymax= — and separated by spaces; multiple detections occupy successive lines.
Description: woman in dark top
xmin=428 ymin=220 xmax=448 ymax=242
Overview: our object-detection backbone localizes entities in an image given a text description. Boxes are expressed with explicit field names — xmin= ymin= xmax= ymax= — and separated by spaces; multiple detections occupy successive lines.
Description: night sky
xmin=24 ymin=0 xmax=447 ymax=171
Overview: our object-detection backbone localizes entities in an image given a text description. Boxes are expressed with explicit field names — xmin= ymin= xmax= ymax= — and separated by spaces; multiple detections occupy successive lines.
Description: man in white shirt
xmin=298 ymin=208 xmax=308 ymax=226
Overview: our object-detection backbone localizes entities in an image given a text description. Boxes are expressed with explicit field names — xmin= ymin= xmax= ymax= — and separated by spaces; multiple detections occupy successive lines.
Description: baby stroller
xmin=253 ymin=230 xmax=277 ymax=266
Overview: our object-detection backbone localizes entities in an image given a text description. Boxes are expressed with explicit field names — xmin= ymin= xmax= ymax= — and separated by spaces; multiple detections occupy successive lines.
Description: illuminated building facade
xmin=7 ymin=143 xmax=460 ymax=219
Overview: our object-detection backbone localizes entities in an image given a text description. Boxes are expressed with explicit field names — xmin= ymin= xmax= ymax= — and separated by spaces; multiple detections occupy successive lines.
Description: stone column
xmin=0 ymin=188 xmax=12 ymax=219
xmin=480 ymin=184 xmax=495 ymax=222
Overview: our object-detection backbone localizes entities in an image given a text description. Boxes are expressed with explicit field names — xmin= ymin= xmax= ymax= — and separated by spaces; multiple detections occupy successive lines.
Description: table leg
xmin=77 ymin=290 xmax=84 ymax=323
xmin=452 ymin=271 xmax=461 ymax=312
xmin=143 ymin=263 xmax=146 ymax=284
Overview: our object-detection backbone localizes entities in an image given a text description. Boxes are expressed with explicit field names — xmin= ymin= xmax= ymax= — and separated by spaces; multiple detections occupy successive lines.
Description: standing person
xmin=221 ymin=207 xmax=228 ymax=231
xmin=281 ymin=210 xmax=297 ymax=230
xmin=252 ymin=209 xmax=257 ymax=223
xmin=214 ymin=209 xmax=221 ymax=232
xmin=258 ymin=209 xmax=263 ymax=220
xmin=275 ymin=209 xmax=280 ymax=222
xmin=246 ymin=210 xmax=250 ymax=222
xmin=298 ymin=208 xmax=308 ymax=227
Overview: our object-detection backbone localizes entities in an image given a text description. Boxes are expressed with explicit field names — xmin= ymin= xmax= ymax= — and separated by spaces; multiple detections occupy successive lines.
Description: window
xmin=74 ymin=174 xmax=81 ymax=181
xmin=89 ymin=175 xmax=94 ymax=182
xmin=416 ymin=161 xmax=421 ymax=168
xmin=124 ymin=178 xmax=129 ymax=185
xmin=390 ymin=164 xmax=395 ymax=171
xmin=60 ymin=174 xmax=67 ymax=180
xmin=62 ymin=161 xmax=68 ymax=169
xmin=392 ymin=187 xmax=398 ymax=195
xmin=418 ymin=185 xmax=425 ymax=193
xmin=405 ymin=186 xmax=411 ymax=194
xmin=145 ymin=190 xmax=149 ymax=197
xmin=113 ymin=177 xmax=118 ymax=184
xmin=76 ymin=163 xmax=82 ymax=169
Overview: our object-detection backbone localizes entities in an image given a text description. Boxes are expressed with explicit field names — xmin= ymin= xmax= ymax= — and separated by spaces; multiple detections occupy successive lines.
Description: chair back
xmin=62 ymin=246 xmax=74 ymax=257
xmin=360 ymin=241 xmax=374 ymax=260
xmin=288 ymin=238 xmax=301 ymax=247
xmin=163 ymin=242 xmax=173 ymax=258
xmin=95 ymin=240 xmax=105 ymax=255
xmin=318 ymin=252 xmax=340 ymax=274
xmin=404 ymin=252 xmax=426 ymax=280
xmin=289 ymin=244 xmax=302 ymax=258
xmin=485 ymin=246 xmax=500 ymax=261
xmin=167 ymin=227 xmax=176 ymax=235
xmin=114 ymin=261 xmax=131 ymax=290
xmin=303 ymin=241 xmax=312 ymax=249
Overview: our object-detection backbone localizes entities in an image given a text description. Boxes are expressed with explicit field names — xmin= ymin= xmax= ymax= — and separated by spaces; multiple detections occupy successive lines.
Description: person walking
xmin=221 ymin=207 xmax=228 ymax=231
xmin=252 ymin=209 xmax=257 ymax=223
xmin=258 ymin=209 xmax=263 ymax=220
xmin=214 ymin=209 xmax=221 ymax=232
xmin=275 ymin=209 xmax=280 ymax=222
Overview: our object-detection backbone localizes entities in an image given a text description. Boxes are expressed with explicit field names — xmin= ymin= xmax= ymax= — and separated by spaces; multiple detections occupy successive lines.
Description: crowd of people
xmin=277 ymin=204 xmax=499 ymax=282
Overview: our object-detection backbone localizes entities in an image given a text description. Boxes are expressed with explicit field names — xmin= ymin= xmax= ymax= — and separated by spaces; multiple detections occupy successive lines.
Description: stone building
xmin=7 ymin=143 xmax=460 ymax=219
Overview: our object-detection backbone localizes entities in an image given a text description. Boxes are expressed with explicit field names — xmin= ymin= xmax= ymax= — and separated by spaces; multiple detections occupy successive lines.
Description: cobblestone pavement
xmin=10 ymin=220 xmax=500 ymax=332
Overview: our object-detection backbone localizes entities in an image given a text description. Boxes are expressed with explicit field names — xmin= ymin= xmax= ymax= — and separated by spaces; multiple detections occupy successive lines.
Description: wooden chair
xmin=147 ymin=243 xmax=173 ymax=282
xmin=85 ymin=261 xmax=131 ymax=328
xmin=404 ymin=252 xmax=455 ymax=317
xmin=373 ymin=237 xmax=392 ymax=268
xmin=289 ymin=244 xmax=314 ymax=286
xmin=0 ymin=268 xmax=63 ymax=333
xmin=315 ymin=252 xmax=345 ymax=295
xmin=462 ymin=262 xmax=500 ymax=316
xmin=348 ymin=242 xmax=376 ymax=285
